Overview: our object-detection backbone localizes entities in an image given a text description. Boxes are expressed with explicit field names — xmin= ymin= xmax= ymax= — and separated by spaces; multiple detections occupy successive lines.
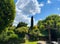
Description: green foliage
xmin=37 ymin=20 xmax=48 ymax=36
xmin=8 ymin=26 xmax=16 ymax=30
xmin=37 ymin=15 xmax=60 ymax=40
xmin=15 ymin=27 xmax=28 ymax=37
xmin=0 ymin=28 xmax=25 ymax=44
xmin=0 ymin=29 xmax=19 ymax=44
xmin=37 ymin=20 xmax=45 ymax=30
xmin=0 ymin=26 xmax=28 ymax=44
xmin=0 ymin=30 xmax=18 ymax=41
xmin=45 ymin=15 xmax=60 ymax=28
xmin=16 ymin=22 xmax=27 ymax=28
xmin=29 ymin=29 xmax=40 ymax=37
xmin=14 ymin=27 xmax=28 ymax=43
xmin=28 ymin=26 xmax=40 ymax=41
xmin=29 ymin=26 xmax=39 ymax=36
xmin=15 ymin=27 xmax=28 ymax=33
xmin=0 ymin=0 xmax=15 ymax=32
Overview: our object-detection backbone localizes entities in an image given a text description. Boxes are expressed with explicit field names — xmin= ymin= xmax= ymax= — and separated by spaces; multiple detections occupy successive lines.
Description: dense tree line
xmin=27 ymin=15 xmax=60 ymax=41
xmin=0 ymin=0 xmax=60 ymax=44
xmin=37 ymin=15 xmax=60 ymax=41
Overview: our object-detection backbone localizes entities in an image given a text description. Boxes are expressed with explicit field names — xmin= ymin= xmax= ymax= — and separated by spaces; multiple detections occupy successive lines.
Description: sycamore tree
xmin=44 ymin=15 xmax=60 ymax=39
xmin=0 ymin=0 xmax=15 ymax=32
xmin=37 ymin=15 xmax=60 ymax=40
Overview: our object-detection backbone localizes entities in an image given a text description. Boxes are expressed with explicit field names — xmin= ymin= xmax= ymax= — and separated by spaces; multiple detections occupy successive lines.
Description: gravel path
xmin=37 ymin=41 xmax=46 ymax=44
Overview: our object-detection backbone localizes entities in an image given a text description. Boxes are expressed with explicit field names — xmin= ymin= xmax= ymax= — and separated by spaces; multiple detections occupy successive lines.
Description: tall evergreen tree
xmin=30 ymin=16 xmax=34 ymax=30
xmin=0 ymin=0 xmax=15 ymax=32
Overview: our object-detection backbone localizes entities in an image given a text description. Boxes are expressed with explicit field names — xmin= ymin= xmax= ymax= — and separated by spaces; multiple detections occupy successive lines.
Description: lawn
xmin=24 ymin=40 xmax=37 ymax=44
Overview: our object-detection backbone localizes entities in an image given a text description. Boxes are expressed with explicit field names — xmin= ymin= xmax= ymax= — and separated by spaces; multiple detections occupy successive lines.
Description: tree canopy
xmin=38 ymin=15 xmax=60 ymax=30
xmin=37 ymin=15 xmax=60 ymax=38
xmin=16 ymin=22 xmax=27 ymax=28
xmin=0 ymin=0 xmax=15 ymax=32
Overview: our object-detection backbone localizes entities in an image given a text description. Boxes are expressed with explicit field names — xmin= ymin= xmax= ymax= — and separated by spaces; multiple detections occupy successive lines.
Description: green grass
xmin=24 ymin=40 xmax=37 ymax=44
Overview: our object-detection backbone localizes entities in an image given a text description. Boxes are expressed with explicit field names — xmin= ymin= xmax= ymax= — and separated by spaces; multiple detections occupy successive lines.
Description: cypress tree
xmin=30 ymin=16 xmax=34 ymax=30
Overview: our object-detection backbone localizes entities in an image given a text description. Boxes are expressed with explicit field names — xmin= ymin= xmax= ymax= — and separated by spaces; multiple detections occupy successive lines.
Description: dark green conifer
xmin=30 ymin=16 xmax=34 ymax=30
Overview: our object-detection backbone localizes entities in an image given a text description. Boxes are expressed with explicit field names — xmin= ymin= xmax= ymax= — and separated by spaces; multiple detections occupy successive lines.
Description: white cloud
xmin=13 ymin=0 xmax=41 ymax=26
xmin=39 ymin=3 xmax=44 ymax=7
xmin=16 ymin=0 xmax=41 ymax=15
xmin=47 ymin=0 xmax=51 ymax=4
xmin=13 ymin=11 xmax=31 ymax=26
xmin=57 ymin=8 xmax=60 ymax=11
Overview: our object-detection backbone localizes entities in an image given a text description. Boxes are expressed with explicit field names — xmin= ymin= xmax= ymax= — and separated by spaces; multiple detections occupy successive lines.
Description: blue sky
xmin=35 ymin=0 xmax=60 ymax=20
xmin=13 ymin=0 xmax=60 ymax=26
